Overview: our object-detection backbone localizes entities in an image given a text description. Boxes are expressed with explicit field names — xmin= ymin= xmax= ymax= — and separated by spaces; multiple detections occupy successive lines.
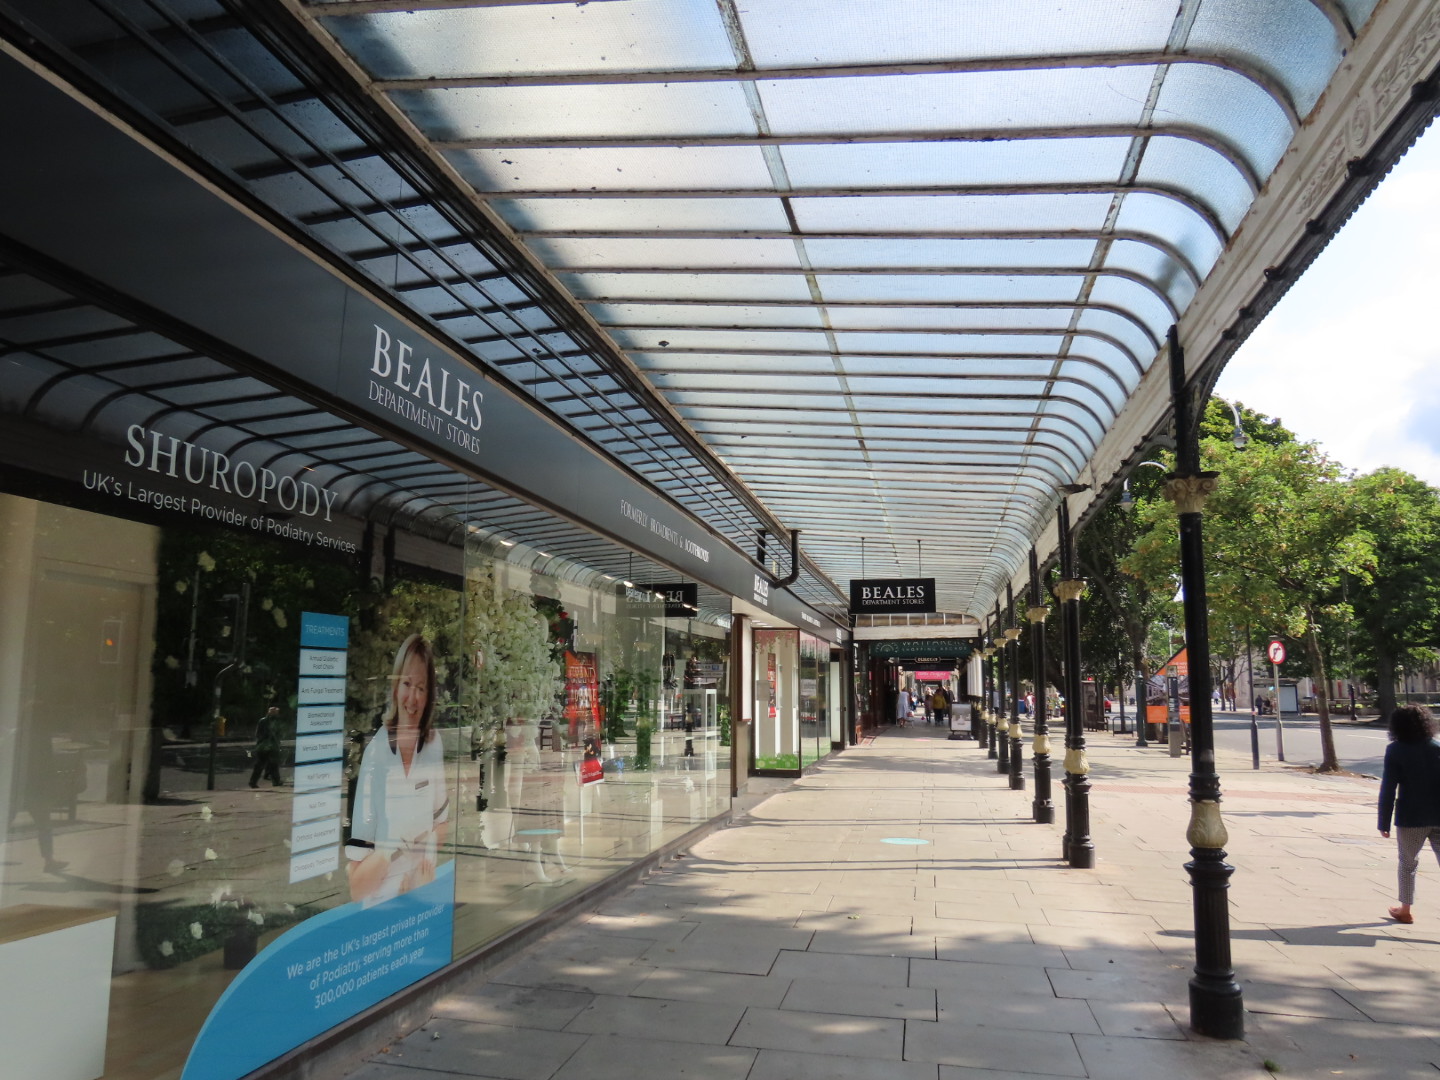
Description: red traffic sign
xmin=1267 ymin=640 xmax=1287 ymax=665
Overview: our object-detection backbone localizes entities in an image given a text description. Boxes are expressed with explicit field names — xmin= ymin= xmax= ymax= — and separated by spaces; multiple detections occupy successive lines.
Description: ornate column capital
xmin=1187 ymin=799 xmax=1229 ymax=848
xmin=1026 ymin=605 xmax=1049 ymax=624
xmin=1032 ymin=733 xmax=1051 ymax=755
xmin=1063 ymin=747 xmax=1090 ymax=776
xmin=1008 ymin=719 xmax=1022 ymax=737
xmin=1164 ymin=472 xmax=1220 ymax=515
xmin=1004 ymin=627 xmax=1022 ymax=643
xmin=1053 ymin=578 xmax=1086 ymax=603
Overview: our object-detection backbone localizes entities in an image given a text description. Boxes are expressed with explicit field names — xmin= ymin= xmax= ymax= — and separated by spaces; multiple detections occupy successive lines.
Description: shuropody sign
xmin=849 ymin=577 xmax=936 ymax=615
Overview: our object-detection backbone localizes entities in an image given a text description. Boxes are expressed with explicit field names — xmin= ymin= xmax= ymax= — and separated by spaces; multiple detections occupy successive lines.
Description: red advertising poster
xmin=1148 ymin=647 xmax=1191 ymax=723
xmin=564 ymin=649 xmax=600 ymax=743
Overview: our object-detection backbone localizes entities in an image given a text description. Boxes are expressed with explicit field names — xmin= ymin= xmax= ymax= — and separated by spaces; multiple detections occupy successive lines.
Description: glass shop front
xmin=0 ymin=323 xmax=736 ymax=1080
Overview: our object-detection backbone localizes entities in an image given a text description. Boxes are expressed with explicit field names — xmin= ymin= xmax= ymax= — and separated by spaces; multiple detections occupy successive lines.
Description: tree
xmin=1078 ymin=472 xmax=1173 ymax=727
xmin=1342 ymin=468 xmax=1440 ymax=721
xmin=464 ymin=565 xmax=563 ymax=752
xmin=1129 ymin=434 xmax=1372 ymax=771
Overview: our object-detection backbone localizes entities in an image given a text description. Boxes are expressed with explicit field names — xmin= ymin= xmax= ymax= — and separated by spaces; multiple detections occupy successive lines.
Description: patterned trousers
xmin=1395 ymin=825 xmax=1440 ymax=905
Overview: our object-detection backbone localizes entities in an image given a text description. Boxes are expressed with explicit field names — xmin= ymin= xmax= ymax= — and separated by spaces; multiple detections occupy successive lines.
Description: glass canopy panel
xmin=823 ymin=307 xmax=1077 ymax=331
xmin=1340 ymin=0 xmax=1383 ymax=27
xmin=829 ymin=331 xmax=1070 ymax=357
xmin=1184 ymin=0 xmax=1340 ymax=117
xmin=492 ymin=197 xmax=793 ymax=233
xmin=530 ymin=237 xmax=802 ymax=270
xmin=589 ymin=304 xmax=828 ymax=329
xmin=1152 ymin=65 xmax=1295 ymax=180
xmin=736 ymin=0 xmax=1177 ymax=63
xmin=450 ymin=147 xmax=776 ymax=195
xmin=815 ymin=274 xmax=1088 ymax=303
xmin=652 ymin=375 xmax=847 ymax=396
xmin=1077 ymin=308 xmax=1159 ymax=362
xmin=777 ymin=139 xmax=1134 ymax=189
xmin=1113 ymin=193 xmax=1224 ymax=274
xmin=799 ymin=237 xmax=1101 ymax=270
xmin=792 ymin=193 xmax=1116 ymax=233
xmin=1104 ymin=239 xmax=1198 ymax=314
xmin=623 ymin=331 xmax=834 ymax=355
xmin=321 ymin=0 xmax=736 ymax=79
xmin=756 ymin=67 xmax=1155 ymax=134
xmin=559 ymin=273 xmax=817 ymax=302
xmin=1135 ymin=139 xmax=1256 ymax=236
xmin=1087 ymin=275 xmax=1179 ymax=338
xmin=391 ymin=82 xmax=757 ymax=141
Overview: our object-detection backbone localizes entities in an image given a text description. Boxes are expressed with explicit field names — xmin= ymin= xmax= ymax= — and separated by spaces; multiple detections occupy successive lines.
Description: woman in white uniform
xmin=346 ymin=634 xmax=449 ymax=905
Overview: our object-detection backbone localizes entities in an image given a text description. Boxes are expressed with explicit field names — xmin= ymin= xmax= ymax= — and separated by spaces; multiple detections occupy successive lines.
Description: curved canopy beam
xmin=370 ymin=52 xmax=1301 ymax=129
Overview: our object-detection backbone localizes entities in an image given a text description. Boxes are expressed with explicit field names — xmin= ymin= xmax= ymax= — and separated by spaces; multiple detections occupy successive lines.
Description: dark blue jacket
xmin=1378 ymin=738 xmax=1440 ymax=831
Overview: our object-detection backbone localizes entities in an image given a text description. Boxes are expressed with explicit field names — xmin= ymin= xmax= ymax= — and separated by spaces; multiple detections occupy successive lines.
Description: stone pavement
xmin=344 ymin=723 xmax=1440 ymax=1080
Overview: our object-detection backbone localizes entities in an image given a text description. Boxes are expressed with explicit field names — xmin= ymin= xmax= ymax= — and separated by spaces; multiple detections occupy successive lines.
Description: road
xmin=1109 ymin=711 xmax=1390 ymax=777
xmin=1212 ymin=712 xmax=1390 ymax=776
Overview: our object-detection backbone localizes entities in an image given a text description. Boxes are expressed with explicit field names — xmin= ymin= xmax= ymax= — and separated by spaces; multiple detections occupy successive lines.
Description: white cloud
xmin=1215 ymin=123 xmax=1440 ymax=483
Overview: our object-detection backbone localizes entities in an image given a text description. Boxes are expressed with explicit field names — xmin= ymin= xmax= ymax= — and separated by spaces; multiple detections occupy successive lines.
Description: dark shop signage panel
xmin=870 ymin=639 xmax=974 ymax=660
xmin=849 ymin=577 xmax=936 ymax=614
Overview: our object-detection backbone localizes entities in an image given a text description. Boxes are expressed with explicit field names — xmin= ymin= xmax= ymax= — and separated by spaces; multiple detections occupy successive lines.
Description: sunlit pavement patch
xmin=880 ymin=837 xmax=929 ymax=845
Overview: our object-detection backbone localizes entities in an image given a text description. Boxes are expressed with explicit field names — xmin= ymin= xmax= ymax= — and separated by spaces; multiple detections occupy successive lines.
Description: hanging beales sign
xmin=849 ymin=577 xmax=936 ymax=615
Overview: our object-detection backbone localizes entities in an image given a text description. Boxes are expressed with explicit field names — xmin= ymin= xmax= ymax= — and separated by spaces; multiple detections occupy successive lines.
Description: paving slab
xmin=550 ymin=1034 xmax=756 ymax=1080
xmin=334 ymin=726 xmax=1440 ymax=1080
xmin=904 ymin=1018 xmax=1087 ymax=1075
xmin=730 ymin=1006 xmax=905 ymax=1059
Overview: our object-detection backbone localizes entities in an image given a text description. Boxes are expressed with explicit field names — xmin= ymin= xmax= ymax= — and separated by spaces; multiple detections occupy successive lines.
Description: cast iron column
xmin=1028 ymin=548 xmax=1054 ymax=823
xmin=1057 ymin=491 xmax=1094 ymax=868
xmin=977 ymin=626 xmax=991 ymax=749
xmin=995 ymin=603 xmax=1010 ymax=773
xmin=1165 ymin=326 xmax=1244 ymax=1039
xmin=1007 ymin=585 xmax=1024 ymax=790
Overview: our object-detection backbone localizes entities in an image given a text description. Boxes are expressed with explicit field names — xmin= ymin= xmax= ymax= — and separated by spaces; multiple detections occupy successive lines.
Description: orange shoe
xmin=1389 ymin=906 xmax=1414 ymax=924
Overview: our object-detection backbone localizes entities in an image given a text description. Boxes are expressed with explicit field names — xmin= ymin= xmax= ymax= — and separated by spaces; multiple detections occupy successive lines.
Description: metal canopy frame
xmin=1 ymin=0 xmax=1430 ymax=621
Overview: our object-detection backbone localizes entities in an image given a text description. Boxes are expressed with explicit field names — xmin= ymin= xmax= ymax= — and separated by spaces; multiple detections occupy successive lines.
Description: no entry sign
xmin=1267 ymin=639 xmax=1287 ymax=665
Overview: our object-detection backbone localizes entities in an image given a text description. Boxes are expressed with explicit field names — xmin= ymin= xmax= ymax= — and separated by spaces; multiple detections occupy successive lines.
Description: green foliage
xmin=1126 ymin=420 xmax=1371 ymax=770
xmin=1338 ymin=467 xmax=1440 ymax=718
xmin=718 ymin=702 xmax=731 ymax=747
xmin=632 ymin=719 xmax=653 ymax=770
xmin=756 ymin=753 xmax=800 ymax=770
xmin=465 ymin=566 xmax=563 ymax=750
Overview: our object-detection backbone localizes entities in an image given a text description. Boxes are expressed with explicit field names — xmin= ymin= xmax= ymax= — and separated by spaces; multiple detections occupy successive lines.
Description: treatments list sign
xmin=849 ymin=577 xmax=936 ymax=615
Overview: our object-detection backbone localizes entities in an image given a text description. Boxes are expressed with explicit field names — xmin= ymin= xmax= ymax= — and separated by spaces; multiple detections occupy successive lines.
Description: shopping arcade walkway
xmin=345 ymin=726 xmax=1436 ymax=1080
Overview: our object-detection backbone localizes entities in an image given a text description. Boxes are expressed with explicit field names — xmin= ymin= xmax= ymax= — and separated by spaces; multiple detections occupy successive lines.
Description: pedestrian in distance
xmin=1378 ymin=704 xmax=1440 ymax=924
xmin=248 ymin=705 xmax=284 ymax=788
xmin=931 ymin=686 xmax=949 ymax=726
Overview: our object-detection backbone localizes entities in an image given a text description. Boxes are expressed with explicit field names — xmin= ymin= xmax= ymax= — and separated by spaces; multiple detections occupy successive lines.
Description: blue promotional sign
xmin=299 ymin=611 xmax=350 ymax=649
xmin=180 ymin=866 xmax=454 ymax=1080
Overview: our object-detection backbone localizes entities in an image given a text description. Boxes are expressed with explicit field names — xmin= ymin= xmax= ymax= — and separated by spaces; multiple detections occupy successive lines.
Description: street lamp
xmin=1225 ymin=401 xmax=1248 ymax=450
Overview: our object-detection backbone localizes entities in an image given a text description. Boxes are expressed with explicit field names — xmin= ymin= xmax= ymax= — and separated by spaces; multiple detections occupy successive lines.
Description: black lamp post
xmin=1057 ymin=487 xmax=1094 ymax=868
xmin=1028 ymin=547 xmax=1054 ymax=823
xmin=978 ymin=624 xmax=992 ymax=750
xmin=1164 ymin=326 xmax=1244 ymax=1039
xmin=995 ymin=601 xmax=1010 ymax=774
xmin=1007 ymin=583 xmax=1024 ymax=790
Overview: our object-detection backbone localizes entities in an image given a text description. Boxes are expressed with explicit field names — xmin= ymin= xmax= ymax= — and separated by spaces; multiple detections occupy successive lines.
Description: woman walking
xmin=1378 ymin=704 xmax=1440 ymax=924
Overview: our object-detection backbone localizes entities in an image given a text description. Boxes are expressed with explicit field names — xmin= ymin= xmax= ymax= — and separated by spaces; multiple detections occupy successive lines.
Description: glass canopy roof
xmin=3 ymin=0 xmax=1424 ymax=623
xmin=299 ymin=0 xmax=1373 ymax=614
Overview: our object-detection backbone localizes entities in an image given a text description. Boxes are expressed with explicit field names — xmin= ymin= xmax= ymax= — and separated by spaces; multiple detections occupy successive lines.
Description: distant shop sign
xmin=849 ymin=577 xmax=936 ymax=614
xmin=870 ymin=639 xmax=973 ymax=660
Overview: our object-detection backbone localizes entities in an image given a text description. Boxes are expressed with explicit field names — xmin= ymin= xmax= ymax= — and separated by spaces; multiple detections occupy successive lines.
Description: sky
xmin=1213 ymin=121 xmax=1440 ymax=484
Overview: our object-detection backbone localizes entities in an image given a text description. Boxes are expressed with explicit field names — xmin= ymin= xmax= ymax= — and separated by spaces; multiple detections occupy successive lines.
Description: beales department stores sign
xmin=849 ymin=577 xmax=936 ymax=615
